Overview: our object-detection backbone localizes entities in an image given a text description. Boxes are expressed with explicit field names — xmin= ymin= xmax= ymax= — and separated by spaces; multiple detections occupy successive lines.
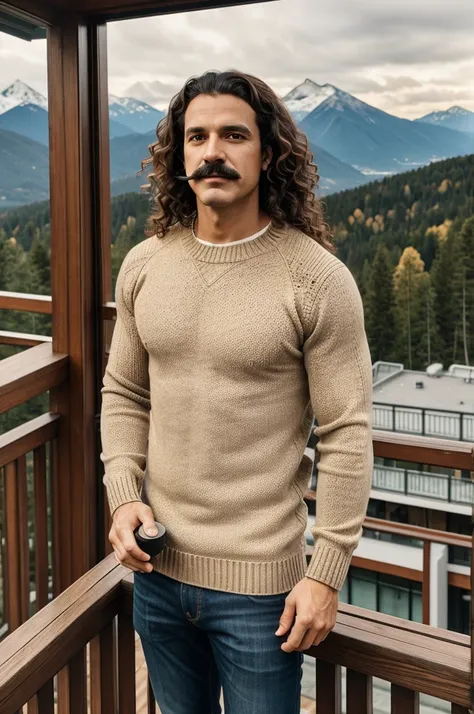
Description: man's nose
xmin=202 ymin=135 xmax=226 ymax=163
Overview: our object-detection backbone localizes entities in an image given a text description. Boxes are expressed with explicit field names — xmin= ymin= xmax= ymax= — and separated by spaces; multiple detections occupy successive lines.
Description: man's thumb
xmin=275 ymin=602 xmax=295 ymax=636
xmin=141 ymin=508 xmax=158 ymax=536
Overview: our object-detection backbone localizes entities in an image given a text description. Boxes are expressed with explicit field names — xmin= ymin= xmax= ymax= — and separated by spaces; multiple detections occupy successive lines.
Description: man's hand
xmin=109 ymin=502 xmax=157 ymax=573
xmin=275 ymin=577 xmax=338 ymax=652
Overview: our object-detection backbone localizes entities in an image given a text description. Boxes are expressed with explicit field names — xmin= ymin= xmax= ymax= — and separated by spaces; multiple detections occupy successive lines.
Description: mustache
xmin=176 ymin=163 xmax=241 ymax=182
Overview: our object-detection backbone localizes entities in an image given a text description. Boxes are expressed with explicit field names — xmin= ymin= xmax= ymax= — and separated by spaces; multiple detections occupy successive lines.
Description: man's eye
xmin=190 ymin=135 xmax=204 ymax=142
xmin=228 ymin=133 xmax=244 ymax=140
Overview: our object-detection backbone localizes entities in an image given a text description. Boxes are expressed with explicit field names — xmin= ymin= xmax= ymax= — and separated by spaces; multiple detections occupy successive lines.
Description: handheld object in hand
xmin=133 ymin=521 xmax=166 ymax=557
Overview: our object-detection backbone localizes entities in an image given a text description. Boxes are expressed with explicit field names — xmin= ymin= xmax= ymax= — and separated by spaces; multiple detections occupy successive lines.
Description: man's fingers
xmin=113 ymin=544 xmax=153 ymax=573
xmin=312 ymin=626 xmax=330 ymax=647
xmin=281 ymin=616 xmax=311 ymax=652
xmin=298 ymin=626 xmax=321 ymax=652
xmin=119 ymin=531 xmax=151 ymax=562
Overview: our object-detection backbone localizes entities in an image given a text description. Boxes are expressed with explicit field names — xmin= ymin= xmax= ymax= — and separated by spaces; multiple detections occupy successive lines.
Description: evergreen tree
xmin=455 ymin=217 xmax=474 ymax=365
xmin=431 ymin=231 xmax=461 ymax=367
xmin=365 ymin=244 xmax=396 ymax=362
xmin=111 ymin=216 xmax=136 ymax=293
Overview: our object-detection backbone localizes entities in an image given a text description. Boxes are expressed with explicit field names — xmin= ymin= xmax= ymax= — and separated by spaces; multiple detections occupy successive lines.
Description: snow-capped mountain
xmin=0 ymin=79 xmax=48 ymax=115
xmin=296 ymin=80 xmax=473 ymax=174
xmin=0 ymin=104 xmax=49 ymax=145
xmin=108 ymin=95 xmax=164 ymax=134
xmin=283 ymin=79 xmax=336 ymax=122
xmin=416 ymin=106 xmax=474 ymax=135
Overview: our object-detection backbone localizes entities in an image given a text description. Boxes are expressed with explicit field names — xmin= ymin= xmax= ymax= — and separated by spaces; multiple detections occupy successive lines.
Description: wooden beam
xmin=0 ymin=0 xmax=63 ymax=26
xmin=73 ymin=0 xmax=276 ymax=21
xmin=48 ymin=18 xmax=101 ymax=588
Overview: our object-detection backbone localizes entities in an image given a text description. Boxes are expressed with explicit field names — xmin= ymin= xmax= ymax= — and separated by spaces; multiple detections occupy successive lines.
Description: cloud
xmin=1 ymin=0 xmax=473 ymax=118
xmin=105 ymin=0 xmax=474 ymax=116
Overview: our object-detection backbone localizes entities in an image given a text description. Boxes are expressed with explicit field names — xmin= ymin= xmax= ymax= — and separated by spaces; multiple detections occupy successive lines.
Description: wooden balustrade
xmin=0 ymin=556 xmax=468 ymax=713
xmin=0 ymin=413 xmax=61 ymax=636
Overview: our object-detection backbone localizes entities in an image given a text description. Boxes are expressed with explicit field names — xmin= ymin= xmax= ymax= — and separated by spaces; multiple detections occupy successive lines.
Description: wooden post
xmin=422 ymin=540 xmax=431 ymax=626
xmin=48 ymin=15 xmax=103 ymax=588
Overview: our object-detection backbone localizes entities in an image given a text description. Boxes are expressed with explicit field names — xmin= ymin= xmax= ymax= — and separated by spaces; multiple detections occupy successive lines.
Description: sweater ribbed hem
xmin=305 ymin=542 xmax=352 ymax=591
xmin=105 ymin=477 xmax=142 ymax=517
xmin=152 ymin=545 xmax=307 ymax=595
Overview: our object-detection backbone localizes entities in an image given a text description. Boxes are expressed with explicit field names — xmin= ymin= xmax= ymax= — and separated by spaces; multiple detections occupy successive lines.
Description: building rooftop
xmin=373 ymin=363 xmax=474 ymax=414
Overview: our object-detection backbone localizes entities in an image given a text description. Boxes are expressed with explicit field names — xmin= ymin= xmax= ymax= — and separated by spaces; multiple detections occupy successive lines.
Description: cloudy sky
xmin=1 ymin=0 xmax=473 ymax=119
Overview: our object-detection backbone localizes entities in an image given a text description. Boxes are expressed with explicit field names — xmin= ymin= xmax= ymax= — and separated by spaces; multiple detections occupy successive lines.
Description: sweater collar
xmin=181 ymin=223 xmax=286 ymax=264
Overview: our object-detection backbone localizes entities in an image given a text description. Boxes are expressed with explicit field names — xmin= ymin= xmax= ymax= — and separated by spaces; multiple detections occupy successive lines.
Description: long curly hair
xmin=140 ymin=70 xmax=334 ymax=253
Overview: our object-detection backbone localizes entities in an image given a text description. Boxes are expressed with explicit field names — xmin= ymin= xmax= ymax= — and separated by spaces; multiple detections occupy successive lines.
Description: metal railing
xmin=373 ymin=402 xmax=474 ymax=442
xmin=373 ymin=464 xmax=474 ymax=505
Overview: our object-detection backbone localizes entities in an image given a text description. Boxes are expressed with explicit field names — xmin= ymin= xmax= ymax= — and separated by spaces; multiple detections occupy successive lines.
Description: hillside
xmin=2 ymin=154 xmax=473 ymax=262
xmin=0 ymin=128 xmax=50 ymax=207
xmin=323 ymin=153 xmax=474 ymax=280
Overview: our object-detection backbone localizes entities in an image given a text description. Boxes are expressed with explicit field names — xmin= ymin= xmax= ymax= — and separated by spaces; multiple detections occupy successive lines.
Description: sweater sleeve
xmin=303 ymin=264 xmax=373 ymax=590
xmin=100 ymin=254 xmax=151 ymax=517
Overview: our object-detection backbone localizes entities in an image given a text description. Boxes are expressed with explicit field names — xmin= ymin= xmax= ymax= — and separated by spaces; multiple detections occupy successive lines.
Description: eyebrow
xmin=185 ymin=124 xmax=252 ymax=138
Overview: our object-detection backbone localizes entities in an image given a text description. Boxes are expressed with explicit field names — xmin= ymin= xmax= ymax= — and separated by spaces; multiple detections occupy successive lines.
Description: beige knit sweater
xmin=100 ymin=222 xmax=373 ymax=595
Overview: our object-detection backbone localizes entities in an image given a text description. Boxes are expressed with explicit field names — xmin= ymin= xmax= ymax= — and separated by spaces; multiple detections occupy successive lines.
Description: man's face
xmin=183 ymin=93 xmax=270 ymax=209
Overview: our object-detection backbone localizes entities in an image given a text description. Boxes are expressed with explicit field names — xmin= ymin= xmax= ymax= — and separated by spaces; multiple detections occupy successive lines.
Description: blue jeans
xmin=133 ymin=569 xmax=303 ymax=714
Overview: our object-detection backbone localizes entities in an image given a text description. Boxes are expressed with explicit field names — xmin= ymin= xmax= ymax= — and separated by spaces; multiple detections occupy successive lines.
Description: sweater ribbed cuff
xmin=105 ymin=476 xmax=142 ymax=517
xmin=305 ymin=541 xmax=352 ymax=591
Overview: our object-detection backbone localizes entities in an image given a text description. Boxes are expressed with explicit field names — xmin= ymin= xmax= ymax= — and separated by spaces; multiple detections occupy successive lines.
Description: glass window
xmin=350 ymin=568 xmax=377 ymax=611
xmin=379 ymin=580 xmax=410 ymax=619
xmin=339 ymin=578 xmax=349 ymax=604
xmin=411 ymin=591 xmax=423 ymax=623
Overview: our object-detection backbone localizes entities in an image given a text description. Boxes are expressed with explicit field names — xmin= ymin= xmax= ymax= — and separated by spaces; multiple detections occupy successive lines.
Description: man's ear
xmin=262 ymin=146 xmax=273 ymax=171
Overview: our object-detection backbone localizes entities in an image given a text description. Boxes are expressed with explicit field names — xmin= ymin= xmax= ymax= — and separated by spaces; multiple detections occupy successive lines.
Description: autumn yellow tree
xmin=393 ymin=247 xmax=441 ymax=369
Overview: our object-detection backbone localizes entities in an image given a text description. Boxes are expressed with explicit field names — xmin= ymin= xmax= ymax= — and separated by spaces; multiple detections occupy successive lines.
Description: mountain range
xmin=1 ymin=78 xmax=473 ymax=208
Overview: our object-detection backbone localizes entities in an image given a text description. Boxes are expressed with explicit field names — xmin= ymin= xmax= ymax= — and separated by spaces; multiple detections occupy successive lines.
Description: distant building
xmin=372 ymin=361 xmax=474 ymax=442
xmin=305 ymin=360 xmax=473 ymax=635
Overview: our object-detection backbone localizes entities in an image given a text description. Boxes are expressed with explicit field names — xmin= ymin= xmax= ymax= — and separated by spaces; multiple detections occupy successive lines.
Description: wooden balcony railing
xmin=0 ymin=414 xmax=60 ymax=635
xmin=0 ymin=344 xmax=69 ymax=637
xmin=0 ymin=553 xmax=470 ymax=714
xmin=0 ymin=343 xmax=68 ymax=414
xmin=0 ymin=292 xmax=52 ymax=315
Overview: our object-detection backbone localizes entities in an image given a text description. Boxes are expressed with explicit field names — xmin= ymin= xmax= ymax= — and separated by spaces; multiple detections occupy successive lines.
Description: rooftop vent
xmin=426 ymin=363 xmax=443 ymax=377
xmin=415 ymin=381 xmax=424 ymax=389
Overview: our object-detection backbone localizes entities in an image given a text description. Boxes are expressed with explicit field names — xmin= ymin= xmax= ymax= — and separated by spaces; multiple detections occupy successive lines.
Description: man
xmin=100 ymin=69 xmax=373 ymax=714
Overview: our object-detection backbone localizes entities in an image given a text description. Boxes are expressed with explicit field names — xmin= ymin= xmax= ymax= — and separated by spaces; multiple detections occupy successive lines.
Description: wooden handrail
xmin=363 ymin=517 xmax=472 ymax=548
xmin=0 ymin=555 xmax=124 ymax=713
xmin=0 ymin=343 xmax=68 ymax=414
xmin=0 ymin=413 xmax=60 ymax=468
xmin=0 ymin=555 xmax=470 ymax=711
xmin=373 ymin=430 xmax=474 ymax=472
xmin=303 ymin=513 xmax=472 ymax=550
xmin=314 ymin=609 xmax=470 ymax=707
xmin=0 ymin=331 xmax=52 ymax=347
xmin=120 ymin=571 xmax=471 ymax=708
xmin=0 ymin=291 xmax=52 ymax=315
